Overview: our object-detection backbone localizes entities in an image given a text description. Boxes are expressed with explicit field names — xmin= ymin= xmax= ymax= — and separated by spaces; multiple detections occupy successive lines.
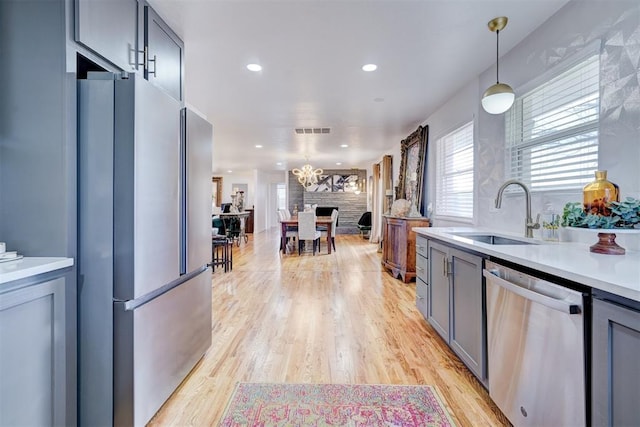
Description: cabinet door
xmin=450 ymin=248 xmax=486 ymax=383
xmin=75 ymin=0 xmax=139 ymax=72
xmin=428 ymin=241 xmax=449 ymax=341
xmin=592 ymin=298 xmax=640 ymax=426
xmin=145 ymin=5 xmax=183 ymax=101
xmin=0 ymin=277 xmax=65 ymax=426
xmin=384 ymin=218 xmax=404 ymax=269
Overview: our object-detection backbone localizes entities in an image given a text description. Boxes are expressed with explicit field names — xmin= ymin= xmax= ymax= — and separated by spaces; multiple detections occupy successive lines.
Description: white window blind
xmin=435 ymin=121 xmax=474 ymax=219
xmin=505 ymin=54 xmax=600 ymax=191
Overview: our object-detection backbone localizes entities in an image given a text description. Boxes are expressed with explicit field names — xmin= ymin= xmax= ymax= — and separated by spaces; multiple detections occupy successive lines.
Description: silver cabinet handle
xmin=148 ymin=54 xmax=157 ymax=77
xmin=416 ymin=266 xmax=424 ymax=272
xmin=144 ymin=47 xmax=157 ymax=77
xmin=483 ymin=269 xmax=581 ymax=314
xmin=130 ymin=46 xmax=144 ymax=69
xmin=443 ymin=258 xmax=451 ymax=276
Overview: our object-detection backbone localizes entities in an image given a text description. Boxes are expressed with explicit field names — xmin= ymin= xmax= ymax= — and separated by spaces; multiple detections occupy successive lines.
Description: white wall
xmin=217 ymin=171 xmax=255 ymax=207
xmin=254 ymin=170 xmax=288 ymax=234
xmin=423 ymin=0 xmax=640 ymax=247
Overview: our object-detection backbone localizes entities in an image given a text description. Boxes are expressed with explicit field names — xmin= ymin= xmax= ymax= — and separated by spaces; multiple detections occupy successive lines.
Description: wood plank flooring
xmin=149 ymin=228 xmax=510 ymax=426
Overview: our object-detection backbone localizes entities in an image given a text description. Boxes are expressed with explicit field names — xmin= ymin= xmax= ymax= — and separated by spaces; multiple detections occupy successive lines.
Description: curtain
xmin=369 ymin=163 xmax=382 ymax=244
xmin=382 ymin=155 xmax=393 ymax=214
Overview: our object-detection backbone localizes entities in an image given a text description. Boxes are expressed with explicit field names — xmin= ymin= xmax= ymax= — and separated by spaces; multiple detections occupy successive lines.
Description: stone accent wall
xmin=288 ymin=169 xmax=367 ymax=234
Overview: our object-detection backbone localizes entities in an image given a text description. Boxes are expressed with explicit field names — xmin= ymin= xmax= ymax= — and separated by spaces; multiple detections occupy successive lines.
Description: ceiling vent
xmin=295 ymin=128 xmax=330 ymax=134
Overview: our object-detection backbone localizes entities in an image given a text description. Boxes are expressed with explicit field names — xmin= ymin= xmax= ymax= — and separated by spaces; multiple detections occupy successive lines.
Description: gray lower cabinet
xmin=427 ymin=239 xmax=486 ymax=385
xmin=75 ymin=0 xmax=140 ymax=72
xmin=0 ymin=276 xmax=66 ymax=426
xmin=416 ymin=278 xmax=429 ymax=320
xmin=415 ymin=235 xmax=429 ymax=319
xmin=592 ymin=296 xmax=640 ymax=426
xmin=145 ymin=4 xmax=184 ymax=101
xmin=428 ymin=241 xmax=450 ymax=340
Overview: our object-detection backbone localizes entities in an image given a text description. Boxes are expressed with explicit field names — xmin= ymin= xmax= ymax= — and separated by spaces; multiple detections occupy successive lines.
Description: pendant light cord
xmin=496 ymin=29 xmax=500 ymax=84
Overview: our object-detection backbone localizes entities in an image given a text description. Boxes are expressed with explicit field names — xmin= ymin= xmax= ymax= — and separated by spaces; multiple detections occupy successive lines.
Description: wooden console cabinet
xmin=245 ymin=208 xmax=254 ymax=234
xmin=382 ymin=215 xmax=429 ymax=283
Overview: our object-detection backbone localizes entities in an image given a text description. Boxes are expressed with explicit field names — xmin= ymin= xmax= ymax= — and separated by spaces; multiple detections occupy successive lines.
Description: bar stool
xmin=211 ymin=235 xmax=233 ymax=272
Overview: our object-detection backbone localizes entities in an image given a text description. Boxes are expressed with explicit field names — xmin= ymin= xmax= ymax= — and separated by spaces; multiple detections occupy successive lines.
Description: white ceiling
xmin=150 ymin=0 xmax=569 ymax=174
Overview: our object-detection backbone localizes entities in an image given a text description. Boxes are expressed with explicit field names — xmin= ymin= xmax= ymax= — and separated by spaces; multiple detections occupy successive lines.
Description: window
xmin=505 ymin=54 xmax=600 ymax=191
xmin=435 ymin=121 xmax=474 ymax=220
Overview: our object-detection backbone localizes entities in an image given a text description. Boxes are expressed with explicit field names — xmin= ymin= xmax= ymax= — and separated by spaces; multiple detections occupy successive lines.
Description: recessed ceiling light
xmin=362 ymin=64 xmax=377 ymax=72
xmin=255 ymin=144 xmax=263 ymax=148
xmin=276 ymin=162 xmax=282 ymax=166
xmin=246 ymin=63 xmax=262 ymax=72
xmin=336 ymin=162 xmax=342 ymax=166
xmin=227 ymin=170 xmax=233 ymax=173
xmin=340 ymin=144 xmax=348 ymax=148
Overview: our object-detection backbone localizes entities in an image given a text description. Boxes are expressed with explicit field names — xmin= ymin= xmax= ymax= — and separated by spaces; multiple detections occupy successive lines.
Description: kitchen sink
xmin=452 ymin=233 xmax=538 ymax=245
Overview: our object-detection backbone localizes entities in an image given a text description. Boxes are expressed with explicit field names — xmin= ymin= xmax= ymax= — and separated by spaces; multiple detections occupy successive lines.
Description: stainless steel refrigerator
xmin=78 ymin=73 xmax=213 ymax=426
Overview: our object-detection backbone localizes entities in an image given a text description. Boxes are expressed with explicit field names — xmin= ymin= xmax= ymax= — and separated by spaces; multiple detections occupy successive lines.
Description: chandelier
xmin=292 ymin=162 xmax=323 ymax=188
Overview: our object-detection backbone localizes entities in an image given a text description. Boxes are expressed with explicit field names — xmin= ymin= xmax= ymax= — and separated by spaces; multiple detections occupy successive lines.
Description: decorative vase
xmin=583 ymin=170 xmax=619 ymax=216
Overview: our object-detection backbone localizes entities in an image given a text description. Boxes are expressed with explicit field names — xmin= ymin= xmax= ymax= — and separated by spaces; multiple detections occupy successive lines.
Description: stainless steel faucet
xmin=495 ymin=179 xmax=540 ymax=238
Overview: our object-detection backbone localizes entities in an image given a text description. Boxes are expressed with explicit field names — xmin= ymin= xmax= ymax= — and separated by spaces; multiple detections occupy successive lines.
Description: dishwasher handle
xmin=483 ymin=269 xmax=581 ymax=315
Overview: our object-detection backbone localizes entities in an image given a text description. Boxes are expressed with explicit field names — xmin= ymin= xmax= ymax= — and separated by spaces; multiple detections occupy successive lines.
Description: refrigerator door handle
xmin=118 ymin=265 xmax=208 ymax=311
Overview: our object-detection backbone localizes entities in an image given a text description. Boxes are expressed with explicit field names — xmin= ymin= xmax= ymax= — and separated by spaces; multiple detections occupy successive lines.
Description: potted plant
xmin=562 ymin=197 xmax=640 ymax=229
xmin=561 ymin=197 xmax=640 ymax=255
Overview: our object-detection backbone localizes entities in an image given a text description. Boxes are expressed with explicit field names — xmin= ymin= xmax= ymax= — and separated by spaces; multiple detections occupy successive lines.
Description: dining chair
xmin=319 ymin=209 xmax=338 ymax=252
xmin=297 ymin=211 xmax=321 ymax=255
xmin=278 ymin=210 xmax=298 ymax=253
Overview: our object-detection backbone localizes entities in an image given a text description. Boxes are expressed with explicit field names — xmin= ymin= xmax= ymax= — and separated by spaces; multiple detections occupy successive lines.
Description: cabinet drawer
xmin=416 ymin=253 xmax=428 ymax=283
xmin=416 ymin=235 xmax=428 ymax=258
xmin=416 ymin=278 xmax=429 ymax=320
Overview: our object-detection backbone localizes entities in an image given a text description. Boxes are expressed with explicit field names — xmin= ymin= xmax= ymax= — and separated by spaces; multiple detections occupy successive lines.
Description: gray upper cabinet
xmin=75 ymin=0 xmax=140 ymax=72
xmin=592 ymin=296 xmax=640 ymax=426
xmin=145 ymin=5 xmax=184 ymax=101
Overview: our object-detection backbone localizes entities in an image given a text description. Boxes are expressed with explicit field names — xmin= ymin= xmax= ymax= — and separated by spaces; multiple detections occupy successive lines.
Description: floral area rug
xmin=219 ymin=383 xmax=457 ymax=426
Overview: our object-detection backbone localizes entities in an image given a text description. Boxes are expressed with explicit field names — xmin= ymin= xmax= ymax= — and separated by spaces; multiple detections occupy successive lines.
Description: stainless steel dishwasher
xmin=483 ymin=260 xmax=585 ymax=427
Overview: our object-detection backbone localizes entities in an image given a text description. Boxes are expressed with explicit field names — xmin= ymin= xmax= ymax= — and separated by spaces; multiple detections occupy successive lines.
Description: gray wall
xmin=426 ymin=0 xmax=640 ymax=248
xmin=288 ymin=169 xmax=367 ymax=233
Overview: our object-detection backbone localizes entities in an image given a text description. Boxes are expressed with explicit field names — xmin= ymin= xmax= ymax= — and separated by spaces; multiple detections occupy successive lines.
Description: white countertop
xmin=414 ymin=227 xmax=640 ymax=303
xmin=0 ymin=257 xmax=74 ymax=285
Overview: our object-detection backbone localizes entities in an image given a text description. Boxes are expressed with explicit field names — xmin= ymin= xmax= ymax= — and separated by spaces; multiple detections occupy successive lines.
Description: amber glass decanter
xmin=583 ymin=170 xmax=619 ymax=216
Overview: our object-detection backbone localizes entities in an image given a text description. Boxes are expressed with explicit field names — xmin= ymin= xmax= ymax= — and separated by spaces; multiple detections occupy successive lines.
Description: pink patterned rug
xmin=219 ymin=383 xmax=457 ymax=426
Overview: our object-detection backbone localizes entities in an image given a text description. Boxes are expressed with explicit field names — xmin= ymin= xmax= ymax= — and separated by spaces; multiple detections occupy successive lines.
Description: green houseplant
xmin=562 ymin=197 xmax=640 ymax=229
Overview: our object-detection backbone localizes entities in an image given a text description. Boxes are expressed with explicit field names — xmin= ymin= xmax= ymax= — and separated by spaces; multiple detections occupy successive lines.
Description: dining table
xmin=280 ymin=216 xmax=334 ymax=254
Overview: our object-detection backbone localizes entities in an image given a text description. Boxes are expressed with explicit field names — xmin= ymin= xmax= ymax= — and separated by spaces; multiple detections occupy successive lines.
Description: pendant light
xmin=481 ymin=16 xmax=515 ymax=114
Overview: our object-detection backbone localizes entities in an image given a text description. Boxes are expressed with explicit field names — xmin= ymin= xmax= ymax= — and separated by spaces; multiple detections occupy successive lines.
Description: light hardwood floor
xmin=149 ymin=228 xmax=510 ymax=426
